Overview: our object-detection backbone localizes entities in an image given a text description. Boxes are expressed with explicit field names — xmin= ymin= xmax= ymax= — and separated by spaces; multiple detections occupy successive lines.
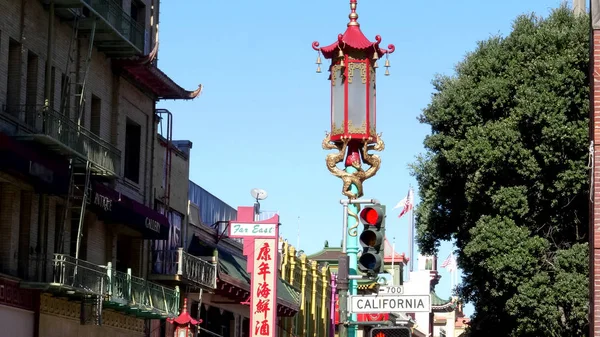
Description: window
xmin=60 ymin=73 xmax=69 ymax=115
xmin=124 ymin=118 xmax=141 ymax=183
xmin=25 ymin=51 xmax=39 ymax=125
xmin=49 ymin=67 xmax=56 ymax=109
xmin=7 ymin=39 xmax=22 ymax=113
xmin=130 ymin=0 xmax=146 ymax=25
xmin=90 ymin=95 xmax=101 ymax=136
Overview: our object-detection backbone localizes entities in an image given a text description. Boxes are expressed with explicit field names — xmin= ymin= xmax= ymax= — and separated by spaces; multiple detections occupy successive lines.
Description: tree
xmin=411 ymin=6 xmax=589 ymax=336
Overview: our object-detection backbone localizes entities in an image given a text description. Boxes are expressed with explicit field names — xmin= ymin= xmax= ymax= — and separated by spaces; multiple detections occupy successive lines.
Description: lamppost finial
xmin=348 ymin=0 xmax=359 ymax=27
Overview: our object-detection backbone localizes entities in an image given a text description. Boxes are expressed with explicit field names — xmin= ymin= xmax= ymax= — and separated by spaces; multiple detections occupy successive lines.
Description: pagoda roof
xmin=312 ymin=0 xmax=395 ymax=59
xmin=168 ymin=298 xmax=200 ymax=326
xmin=113 ymin=42 xmax=203 ymax=100
xmin=431 ymin=291 xmax=456 ymax=312
xmin=307 ymin=245 xmax=344 ymax=261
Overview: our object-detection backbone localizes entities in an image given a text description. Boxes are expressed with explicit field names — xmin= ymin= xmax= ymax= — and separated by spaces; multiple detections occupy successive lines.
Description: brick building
xmin=0 ymin=0 xmax=201 ymax=335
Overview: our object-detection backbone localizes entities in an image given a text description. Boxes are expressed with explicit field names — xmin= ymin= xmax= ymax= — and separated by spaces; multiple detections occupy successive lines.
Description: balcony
xmin=149 ymin=249 xmax=217 ymax=290
xmin=43 ymin=0 xmax=146 ymax=56
xmin=0 ymin=104 xmax=121 ymax=177
xmin=22 ymin=254 xmax=180 ymax=318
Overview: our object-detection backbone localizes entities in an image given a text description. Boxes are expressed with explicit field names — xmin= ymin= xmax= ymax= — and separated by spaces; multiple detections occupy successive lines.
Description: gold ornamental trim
xmin=347 ymin=120 xmax=367 ymax=134
xmin=331 ymin=123 xmax=345 ymax=135
xmin=322 ymin=133 xmax=385 ymax=199
xmin=347 ymin=62 xmax=367 ymax=84
xmin=39 ymin=294 xmax=145 ymax=333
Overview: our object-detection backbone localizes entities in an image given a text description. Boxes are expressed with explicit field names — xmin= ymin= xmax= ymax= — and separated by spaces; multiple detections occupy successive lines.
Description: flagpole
xmin=409 ymin=203 xmax=415 ymax=273
xmin=391 ymin=237 xmax=395 ymax=285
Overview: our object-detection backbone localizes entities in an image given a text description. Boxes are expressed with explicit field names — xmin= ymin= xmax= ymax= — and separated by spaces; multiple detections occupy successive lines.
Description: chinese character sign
xmin=252 ymin=239 xmax=277 ymax=337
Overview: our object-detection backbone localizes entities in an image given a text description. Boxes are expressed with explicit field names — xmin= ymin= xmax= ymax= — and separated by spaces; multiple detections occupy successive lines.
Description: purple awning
xmin=91 ymin=182 xmax=169 ymax=239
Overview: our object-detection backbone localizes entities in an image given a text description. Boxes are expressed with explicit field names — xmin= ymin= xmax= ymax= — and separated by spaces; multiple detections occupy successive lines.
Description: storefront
xmin=187 ymin=236 xmax=300 ymax=337
xmin=0 ymin=276 xmax=36 ymax=337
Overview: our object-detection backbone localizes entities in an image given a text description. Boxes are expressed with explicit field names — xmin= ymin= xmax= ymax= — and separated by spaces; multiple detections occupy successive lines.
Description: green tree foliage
xmin=411 ymin=6 xmax=589 ymax=336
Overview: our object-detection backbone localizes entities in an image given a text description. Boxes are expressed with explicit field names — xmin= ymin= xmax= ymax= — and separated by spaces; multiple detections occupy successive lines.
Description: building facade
xmin=149 ymin=180 xmax=304 ymax=337
xmin=279 ymin=239 xmax=333 ymax=337
xmin=0 ymin=0 xmax=201 ymax=335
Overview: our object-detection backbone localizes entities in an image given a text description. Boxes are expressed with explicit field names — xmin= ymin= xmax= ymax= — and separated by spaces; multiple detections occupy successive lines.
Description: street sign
xmin=349 ymin=295 xmax=431 ymax=313
xmin=378 ymin=286 xmax=404 ymax=294
xmin=228 ymin=222 xmax=277 ymax=238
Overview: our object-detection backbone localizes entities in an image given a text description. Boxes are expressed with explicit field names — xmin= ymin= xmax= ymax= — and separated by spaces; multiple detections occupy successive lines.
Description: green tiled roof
xmin=431 ymin=290 xmax=455 ymax=311
xmin=217 ymin=248 xmax=301 ymax=310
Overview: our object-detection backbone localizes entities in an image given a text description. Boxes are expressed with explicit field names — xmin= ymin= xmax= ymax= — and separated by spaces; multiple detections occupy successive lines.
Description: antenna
xmin=250 ymin=188 xmax=268 ymax=201
xmin=250 ymin=188 xmax=268 ymax=221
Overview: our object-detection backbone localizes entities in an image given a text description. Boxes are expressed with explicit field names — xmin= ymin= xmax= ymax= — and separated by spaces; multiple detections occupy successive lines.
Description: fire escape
xmin=0 ymin=0 xmax=180 ymax=324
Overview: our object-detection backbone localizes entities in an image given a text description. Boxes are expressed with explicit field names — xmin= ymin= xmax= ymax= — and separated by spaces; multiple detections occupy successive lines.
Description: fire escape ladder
xmin=73 ymin=160 xmax=92 ymax=261
xmin=57 ymin=159 xmax=92 ymax=257
xmin=157 ymin=109 xmax=173 ymax=212
xmin=81 ymin=292 xmax=103 ymax=326
xmin=76 ymin=16 xmax=97 ymax=126
xmin=59 ymin=12 xmax=81 ymax=118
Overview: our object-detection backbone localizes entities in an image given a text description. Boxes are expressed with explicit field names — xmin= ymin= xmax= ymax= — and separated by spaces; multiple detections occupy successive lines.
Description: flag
xmin=393 ymin=188 xmax=414 ymax=218
xmin=441 ymin=253 xmax=457 ymax=272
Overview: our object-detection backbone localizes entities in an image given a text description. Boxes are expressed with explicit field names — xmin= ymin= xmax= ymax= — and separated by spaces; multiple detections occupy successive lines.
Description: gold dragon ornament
xmin=322 ymin=132 xmax=385 ymax=200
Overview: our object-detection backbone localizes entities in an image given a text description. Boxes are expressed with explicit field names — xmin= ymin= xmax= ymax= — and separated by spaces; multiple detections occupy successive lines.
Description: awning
xmin=0 ymin=132 xmax=69 ymax=194
xmin=90 ymin=182 xmax=170 ymax=240
xmin=188 ymin=235 xmax=300 ymax=315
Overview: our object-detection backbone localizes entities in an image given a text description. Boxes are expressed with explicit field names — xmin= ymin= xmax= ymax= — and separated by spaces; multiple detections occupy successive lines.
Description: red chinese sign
xmin=252 ymin=239 xmax=277 ymax=337
xmin=229 ymin=207 xmax=279 ymax=337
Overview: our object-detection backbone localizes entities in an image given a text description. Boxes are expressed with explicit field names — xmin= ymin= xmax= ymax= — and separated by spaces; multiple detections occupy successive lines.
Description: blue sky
xmin=157 ymin=0 xmax=568 ymax=318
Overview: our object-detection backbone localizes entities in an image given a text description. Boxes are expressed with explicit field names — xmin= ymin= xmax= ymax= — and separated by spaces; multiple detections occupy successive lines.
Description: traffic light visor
xmin=360 ymin=206 xmax=383 ymax=225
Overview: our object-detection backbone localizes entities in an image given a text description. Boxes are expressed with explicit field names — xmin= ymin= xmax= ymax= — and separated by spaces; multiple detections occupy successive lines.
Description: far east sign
xmin=349 ymin=295 xmax=431 ymax=313
xmin=229 ymin=222 xmax=277 ymax=238
xmin=228 ymin=214 xmax=280 ymax=337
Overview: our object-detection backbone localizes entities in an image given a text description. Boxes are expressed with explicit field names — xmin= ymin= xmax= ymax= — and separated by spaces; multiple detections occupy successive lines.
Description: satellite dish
xmin=250 ymin=188 xmax=268 ymax=201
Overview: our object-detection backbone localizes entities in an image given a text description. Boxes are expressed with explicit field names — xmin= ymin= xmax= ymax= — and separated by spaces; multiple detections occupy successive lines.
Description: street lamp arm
xmin=340 ymin=199 xmax=380 ymax=205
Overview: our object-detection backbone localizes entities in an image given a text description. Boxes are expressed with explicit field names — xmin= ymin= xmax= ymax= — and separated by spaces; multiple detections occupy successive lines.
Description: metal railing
xmin=152 ymin=248 xmax=217 ymax=289
xmin=23 ymin=254 xmax=179 ymax=318
xmin=53 ymin=254 xmax=108 ymax=295
xmin=82 ymin=0 xmax=145 ymax=51
xmin=108 ymin=266 xmax=180 ymax=317
xmin=0 ymin=104 xmax=121 ymax=176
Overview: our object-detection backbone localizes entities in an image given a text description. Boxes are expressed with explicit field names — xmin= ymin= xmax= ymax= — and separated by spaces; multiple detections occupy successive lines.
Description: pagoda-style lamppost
xmin=313 ymin=1 xmax=394 ymax=337
xmin=168 ymin=298 xmax=202 ymax=337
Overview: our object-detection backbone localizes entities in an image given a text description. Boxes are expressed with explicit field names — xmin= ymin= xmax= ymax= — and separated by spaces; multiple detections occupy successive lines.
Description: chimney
xmin=172 ymin=140 xmax=193 ymax=157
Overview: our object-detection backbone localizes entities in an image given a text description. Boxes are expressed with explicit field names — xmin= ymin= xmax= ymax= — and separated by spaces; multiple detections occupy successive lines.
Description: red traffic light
xmin=360 ymin=206 xmax=384 ymax=226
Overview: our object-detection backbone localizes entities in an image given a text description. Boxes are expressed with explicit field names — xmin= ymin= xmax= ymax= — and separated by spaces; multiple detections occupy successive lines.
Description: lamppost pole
xmin=312 ymin=2 xmax=394 ymax=337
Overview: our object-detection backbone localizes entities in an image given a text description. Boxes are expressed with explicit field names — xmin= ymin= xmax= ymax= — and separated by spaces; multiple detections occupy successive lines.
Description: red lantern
xmin=312 ymin=0 xmax=394 ymax=144
xmin=168 ymin=298 xmax=202 ymax=337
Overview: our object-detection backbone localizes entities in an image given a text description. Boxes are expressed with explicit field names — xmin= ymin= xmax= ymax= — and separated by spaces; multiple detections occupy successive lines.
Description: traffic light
xmin=370 ymin=326 xmax=412 ymax=337
xmin=358 ymin=204 xmax=386 ymax=274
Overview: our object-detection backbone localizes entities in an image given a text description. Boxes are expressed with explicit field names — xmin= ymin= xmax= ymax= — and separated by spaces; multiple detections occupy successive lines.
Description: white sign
xmin=229 ymin=222 xmax=277 ymax=238
xmin=379 ymin=286 xmax=404 ymax=294
xmin=349 ymin=295 xmax=431 ymax=313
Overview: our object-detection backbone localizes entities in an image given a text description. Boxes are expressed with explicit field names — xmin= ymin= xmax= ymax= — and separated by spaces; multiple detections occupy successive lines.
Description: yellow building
xmin=279 ymin=239 xmax=333 ymax=337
